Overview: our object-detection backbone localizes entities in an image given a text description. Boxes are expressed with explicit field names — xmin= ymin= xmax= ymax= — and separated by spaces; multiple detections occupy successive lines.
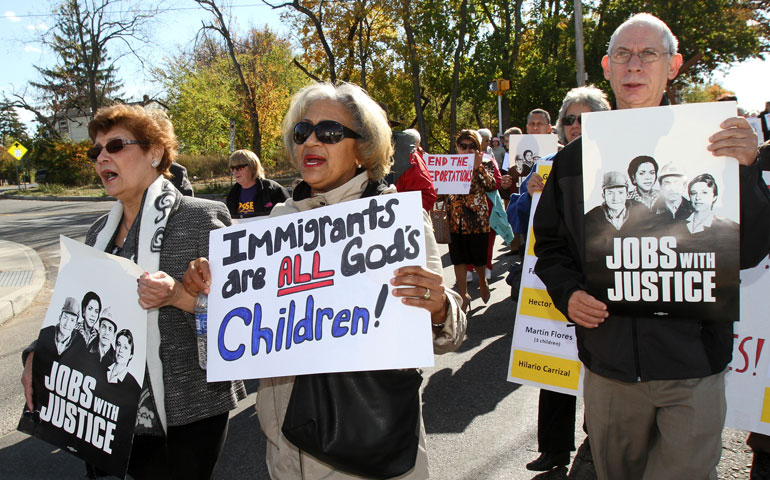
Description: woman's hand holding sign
xmin=183 ymin=257 xmax=212 ymax=296
xmin=137 ymin=271 xmax=194 ymax=313
xmin=391 ymin=266 xmax=449 ymax=326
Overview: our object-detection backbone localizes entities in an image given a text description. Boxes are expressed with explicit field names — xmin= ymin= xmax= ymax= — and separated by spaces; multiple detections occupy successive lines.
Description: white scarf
xmin=93 ymin=175 xmax=178 ymax=432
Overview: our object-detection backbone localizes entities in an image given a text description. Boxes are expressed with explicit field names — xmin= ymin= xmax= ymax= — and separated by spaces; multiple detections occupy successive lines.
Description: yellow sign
xmin=519 ymin=287 xmax=567 ymax=321
xmin=510 ymin=350 xmax=581 ymax=390
xmin=7 ymin=141 xmax=27 ymax=160
xmin=536 ymin=164 xmax=552 ymax=184
xmin=761 ymin=387 xmax=770 ymax=423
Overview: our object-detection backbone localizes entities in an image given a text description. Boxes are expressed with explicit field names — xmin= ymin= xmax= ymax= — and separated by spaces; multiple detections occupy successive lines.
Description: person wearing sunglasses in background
xmin=504 ymin=86 xmax=611 ymax=473
xmin=444 ymin=129 xmax=498 ymax=312
xmin=22 ymin=104 xmax=246 ymax=479
xmin=183 ymin=81 xmax=466 ymax=479
xmin=225 ymin=149 xmax=289 ymax=219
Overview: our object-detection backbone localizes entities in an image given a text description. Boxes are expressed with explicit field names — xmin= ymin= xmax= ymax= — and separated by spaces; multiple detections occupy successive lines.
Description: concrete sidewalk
xmin=0 ymin=240 xmax=45 ymax=325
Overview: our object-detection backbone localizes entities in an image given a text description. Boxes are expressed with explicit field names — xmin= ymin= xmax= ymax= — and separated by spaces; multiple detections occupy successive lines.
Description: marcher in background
xmin=478 ymin=128 xmax=494 ymax=155
xmin=466 ymin=128 xmax=503 ymax=283
xmin=533 ymin=13 xmax=770 ymax=480
xmin=491 ymin=136 xmax=506 ymax=167
xmin=509 ymin=87 xmax=610 ymax=257
xmin=391 ymin=128 xmax=437 ymax=211
xmin=21 ymin=104 xmax=247 ymax=480
xmin=499 ymin=126 xmax=523 ymax=210
xmin=526 ymin=108 xmax=553 ymax=135
xmin=445 ymin=129 xmax=497 ymax=311
xmin=225 ymin=149 xmax=289 ymax=219
xmin=518 ymin=86 xmax=610 ymax=473
xmin=184 ymin=82 xmax=466 ymax=479
xmin=169 ymin=162 xmax=194 ymax=196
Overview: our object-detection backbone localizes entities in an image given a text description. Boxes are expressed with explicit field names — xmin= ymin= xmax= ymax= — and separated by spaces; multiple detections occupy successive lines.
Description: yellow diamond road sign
xmin=8 ymin=141 xmax=28 ymax=160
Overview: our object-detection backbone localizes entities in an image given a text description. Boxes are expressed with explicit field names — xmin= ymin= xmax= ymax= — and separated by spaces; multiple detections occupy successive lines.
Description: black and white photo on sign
xmin=581 ymin=102 xmax=740 ymax=322
xmin=502 ymin=134 xmax=559 ymax=185
xmin=18 ymin=236 xmax=146 ymax=479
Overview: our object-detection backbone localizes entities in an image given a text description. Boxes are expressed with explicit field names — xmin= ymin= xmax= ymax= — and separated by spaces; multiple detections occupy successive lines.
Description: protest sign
xmin=725 ymin=254 xmax=770 ymax=434
xmin=502 ymin=135 xmax=559 ymax=189
xmin=424 ymin=153 xmax=474 ymax=194
xmin=206 ymin=192 xmax=434 ymax=381
xmin=747 ymin=117 xmax=764 ymax=147
xmin=506 ymin=161 xmax=583 ymax=395
xmin=581 ymin=102 xmax=739 ymax=322
xmin=18 ymin=236 xmax=146 ymax=478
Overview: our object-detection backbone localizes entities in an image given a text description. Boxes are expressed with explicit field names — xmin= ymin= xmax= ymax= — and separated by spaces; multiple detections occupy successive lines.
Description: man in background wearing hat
xmin=653 ymin=162 xmax=693 ymax=223
xmin=37 ymin=297 xmax=87 ymax=361
xmin=533 ymin=13 xmax=770 ymax=479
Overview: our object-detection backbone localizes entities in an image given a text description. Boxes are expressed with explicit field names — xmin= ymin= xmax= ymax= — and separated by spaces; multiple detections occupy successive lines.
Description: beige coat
xmin=257 ymin=172 xmax=467 ymax=479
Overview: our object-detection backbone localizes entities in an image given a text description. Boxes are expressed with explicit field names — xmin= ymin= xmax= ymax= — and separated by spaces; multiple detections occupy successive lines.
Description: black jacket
xmin=225 ymin=179 xmax=289 ymax=219
xmin=533 ymin=137 xmax=770 ymax=382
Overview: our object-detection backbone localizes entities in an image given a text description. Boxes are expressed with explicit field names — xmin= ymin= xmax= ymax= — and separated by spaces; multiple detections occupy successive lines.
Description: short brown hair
xmin=88 ymin=104 xmax=179 ymax=177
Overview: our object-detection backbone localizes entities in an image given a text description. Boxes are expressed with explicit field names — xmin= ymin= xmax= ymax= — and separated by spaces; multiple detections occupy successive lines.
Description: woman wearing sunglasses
xmin=22 ymin=104 xmax=246 ymax=479
xmin=514 ymin=86 xmax=611 ymax=473
xmin=225 ymin=149 xmax=289 ymax=219
xmin=183 ymin=82 xmax=466 ymax=479
xmin=444 ymin=129 xmax=498 ymax=312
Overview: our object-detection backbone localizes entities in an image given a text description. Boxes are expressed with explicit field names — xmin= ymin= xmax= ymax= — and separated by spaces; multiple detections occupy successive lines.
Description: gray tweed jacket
xmin=86 ymin=196 xmax=246 ymax=427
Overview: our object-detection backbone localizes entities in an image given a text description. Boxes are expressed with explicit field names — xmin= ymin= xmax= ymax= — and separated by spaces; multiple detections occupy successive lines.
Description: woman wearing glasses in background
xmin=515 ymin=85 xmax=611 ymax=474
xmin=225 ymin=149 xmax=289 ymax=219
xmin=444 ymin=129 xmax=498 ymax=312
xmin=22 ymin=104 xmax=246 ymax=479
xmin=183 ymin=82 xmax=467 ymax=479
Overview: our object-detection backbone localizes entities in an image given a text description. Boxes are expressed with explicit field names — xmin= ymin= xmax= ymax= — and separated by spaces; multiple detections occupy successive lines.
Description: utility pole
xmin=488 ymin=79 xmax=511 ymax=137
xmin=575 ymin=0 xmax=586 ymax=86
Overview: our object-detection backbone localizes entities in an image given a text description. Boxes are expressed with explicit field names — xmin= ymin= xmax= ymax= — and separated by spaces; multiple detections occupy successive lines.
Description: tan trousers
xmin=583 ymin=368 xmax=727 ymax=480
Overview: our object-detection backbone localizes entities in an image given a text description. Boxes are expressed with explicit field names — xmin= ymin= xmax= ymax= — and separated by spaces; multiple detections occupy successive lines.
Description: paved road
xmin=0 ymin=198 xmax=752 ymax=479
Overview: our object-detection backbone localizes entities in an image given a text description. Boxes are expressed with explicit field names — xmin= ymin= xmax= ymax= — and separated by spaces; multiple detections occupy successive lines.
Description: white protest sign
xmin=424 ymin=153 xmax=474 ymax=194
xmin=503 ymin=135 xmax=559 ymax=184
xmin=725 ymin=254 xmax=770 ymax=434
xmin=206 ymin=191 xmax=434 ymax=381
xmin=506 ymin=161 xmax=584 ymax=395
xmin=748 ymin=117 xmax=764 ymax=147
xmin=19 ymin=236 xmax=146 ymax=478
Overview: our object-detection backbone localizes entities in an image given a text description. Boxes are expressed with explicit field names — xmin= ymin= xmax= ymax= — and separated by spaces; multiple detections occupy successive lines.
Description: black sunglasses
xmin=457 ymin=141 xmax=476 ymax=150
xmin=293 ymin=120 xmax=362 ymax=145
xmin=562 ymin=114 xmax=582 ymax=126
xmin=230 ymin=164 xmax=248 ymax=172
xmin=87 ymin=138 xmax=147 ymax=161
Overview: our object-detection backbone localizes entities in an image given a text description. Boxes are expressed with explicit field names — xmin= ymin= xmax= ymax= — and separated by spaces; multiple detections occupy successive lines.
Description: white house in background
xmin=53 ymin=96 xmax=168 ymax=142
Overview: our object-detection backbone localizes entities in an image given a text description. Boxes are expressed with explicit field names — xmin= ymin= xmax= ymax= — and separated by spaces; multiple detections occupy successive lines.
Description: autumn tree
xmin=161 ymin=25 xmax=305 ymax=165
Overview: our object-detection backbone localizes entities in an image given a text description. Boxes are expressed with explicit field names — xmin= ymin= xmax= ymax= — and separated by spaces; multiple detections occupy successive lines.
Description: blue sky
xmin=1 ymin=0 xmax=289 ymax=128
xmin=2 ymin=1 xmax=769 ymax=133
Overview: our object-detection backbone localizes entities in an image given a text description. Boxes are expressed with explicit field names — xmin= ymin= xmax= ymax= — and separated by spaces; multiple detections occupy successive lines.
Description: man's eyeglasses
xmin=87 ymin=138 xmax=147 ymax=161
xmin=230 ymin=164 xmax=248 ymax=172
xmin=457 ymin=142 xmax=476 ymax=150
xmin=562 ymin=114 xmax=582 ymax=126
xmin=293 ymin=120 xmax=362 ymax=145
xmin=609 ymin=49 xmax=670 ymax=64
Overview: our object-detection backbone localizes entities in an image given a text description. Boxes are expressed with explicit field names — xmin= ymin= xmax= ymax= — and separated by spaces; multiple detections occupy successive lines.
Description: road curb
xmin=0 ymin=242 xmax=46 ymax=326
xmin=0 ymin=193 xmax=115 ymax=202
